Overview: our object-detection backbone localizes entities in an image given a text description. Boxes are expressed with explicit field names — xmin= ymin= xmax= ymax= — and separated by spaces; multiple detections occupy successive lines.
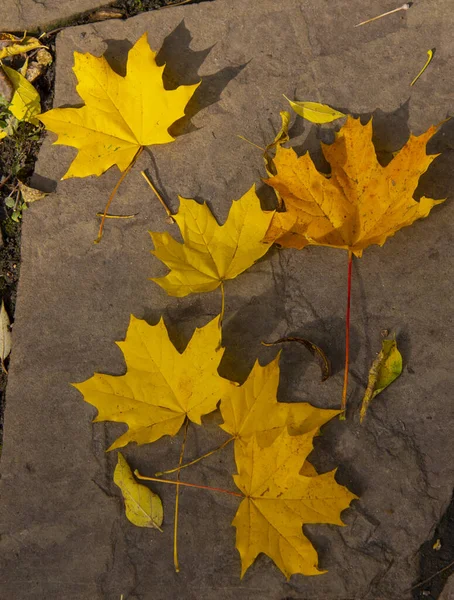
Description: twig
xmin=94 ymin=146 xmax=144 ymax=243
xmin=409 ymin=558 xmax=454 ymax=592
xmin=134 ymin=471 xmax=243 ymax=498
xmin=95 ymin=212 xmax=137 ymax=219
xmin=340 ymin=250 xmax=353 ymax=417
xmin=162 ymin=0 xmax=194 ymax=6
xmin=174 ymin=420 xmax=189 ymax=573
xmin=354 ymin=3 xmax=411 ymax=27
xmin=155 ymin=436 xmax=235 ymax=476
xmin=0 ymin=174 xmax=12 ymax=191
xmin=140 ymin=170 xmax=174 ymax=221
xmin=237 ymin=135 xmax=265 ymax=152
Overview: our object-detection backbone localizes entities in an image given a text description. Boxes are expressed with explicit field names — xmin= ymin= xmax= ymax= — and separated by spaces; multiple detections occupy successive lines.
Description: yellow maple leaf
xmin=220 ymin=354 xmax=339 ymax=446
xmin=38 ymin=33 xmax=199 ymax=179
xmin=264 ymin=116 xmax=444 ymax=257
xmin=73 ymin=315 xmax=225 ymax=451
xmin=232 ymin=429 xmax=357 ymax=578
xmin=150 ymin=185 xmax=273 ymax=297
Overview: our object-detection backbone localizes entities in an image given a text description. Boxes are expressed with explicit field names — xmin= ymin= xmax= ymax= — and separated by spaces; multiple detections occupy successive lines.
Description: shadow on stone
xmin=220 ymin=287 xmax=282 ymax=384
xmin=156 ymin=20 xmax=248 ymax=137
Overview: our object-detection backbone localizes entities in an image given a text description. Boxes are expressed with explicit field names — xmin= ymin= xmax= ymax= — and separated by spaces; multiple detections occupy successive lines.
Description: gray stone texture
xmin=441 ymin=576 xmax=454 ymax=600
xmin=2 ymin=0 xmax=112 ymax=32
xmin=1 ymin=0 xmax=454 ymax=598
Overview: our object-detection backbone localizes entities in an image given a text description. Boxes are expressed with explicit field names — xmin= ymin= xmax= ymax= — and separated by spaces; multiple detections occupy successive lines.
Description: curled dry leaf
xmin=232 ymin=429 xmax=357 ymax=578
xmin=360 ymin=338 xmax=402 ymax=423
xmin=114 ymin=452 xmax=163 ymax=530
xmin=265 ymin=116 xmax=444 ymax=256
xmin=150 ymin=186 xmax=274 ymax=297
xmin=0 ymin=67 xmax=13 ymax=102
xmin=0 ymin=300 xmax=12 ymax=372
xmin=284 ymin=95 xmax=346 ymax=124
xmin=18 ymin=180 xmax=48 ymax=203
xmin=38 ymin=33 xmax=199 ymax=179
xmin=220 ymin=353 xmax=338 ymax=447
xmin=26 ymin=49 xmax=53 ymax=83
xmin=261 ymin=336 xmax=330 ymax=381
xmin=73 ymin=315 xmax=225 ymax=450
xmin=0 ymin=33 xmax=44 ymax=60
xmin=88 ymin=8 xmax=125 ymax=21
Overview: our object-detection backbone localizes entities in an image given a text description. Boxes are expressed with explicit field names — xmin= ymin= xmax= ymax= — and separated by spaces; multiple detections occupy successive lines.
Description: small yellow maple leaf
xmin=264 ymin=116 xmax=444 ymax=257
xmin=73 ymin=315 xmax=225 ymax=451
xmin=38 ymin=33 xmax=199 ymax=179
xmin=150 ymin=185 xmax=274 ymax=297
xmin=220 ymin=353 xmax=339 ymax=446
xmin=232 ymin=430 xmax=357 ymax=578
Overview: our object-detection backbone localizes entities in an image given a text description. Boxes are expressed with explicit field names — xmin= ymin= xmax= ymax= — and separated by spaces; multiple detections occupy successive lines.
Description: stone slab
xmin=441 ymin=575 xmax=454 ymax=600
xmin=1 ymin=0 xmax=454 ymax=598
xmin=2 ymin=0 xmax=113 ymax=32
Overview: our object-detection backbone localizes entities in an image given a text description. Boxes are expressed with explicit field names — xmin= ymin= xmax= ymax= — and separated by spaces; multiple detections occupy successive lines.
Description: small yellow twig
xmin=354 ymin=3 xmax=411 ymax=27
xmin=410 ymin=49 xmax=434 ymax=86
xmin=174 ymin=419 xmax=189 ymax=573
xmin=95 ymin=212 xmax=137 ymax=219
xmin=162 ymin=0 xmax=193 ymax=6
xmin=140 ymin=170 xmax=175 ymax=221
xmin=155 ymin=436 xmax=235 ymax=477
xmin=95 ymin=146 xmax=143 ymax=243
xmin=237 ymin=135 xmax=265 ymax=152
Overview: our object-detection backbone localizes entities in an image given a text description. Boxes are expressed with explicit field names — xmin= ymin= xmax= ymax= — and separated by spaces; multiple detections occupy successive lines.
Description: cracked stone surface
xmin=0 ymin=0 xmax=454 ymax=598
xmin=3 ymin=0 xmax=113 ymax=31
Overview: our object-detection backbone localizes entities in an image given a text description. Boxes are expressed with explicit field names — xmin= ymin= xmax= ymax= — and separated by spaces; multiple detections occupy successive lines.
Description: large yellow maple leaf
xmin=38 ymin=33 xmax=198 ymax=179
xmin=73 ymin=315 xmax=225 ymax=450
xmin=150 ymin=185 xmax=273 ymax=297
xmin=220 ymin=354 xmax=339 ymax=446
xmin=232 ymin=429 xmax=357 ymax=578
xmin=264 ymin=116 xmax=444 ymax=257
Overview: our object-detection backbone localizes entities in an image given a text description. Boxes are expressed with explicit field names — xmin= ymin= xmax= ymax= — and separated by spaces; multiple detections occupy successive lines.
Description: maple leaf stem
xmin=340 ymin=250 xmax=353 ymax=417
xmin=141 ymin=170 xmax=174 ymax=221
xmin=237 ymin=135 xmax=265 ymax=152
xmin=155 ymin=436 xmax=235 ymax=476
xmin=174 ymin=419 xmax=189 ymax=573
xmin=95 ymin=146 xmax=144 ymax=243
xmin=220 ymin=281 xmax=226 ymax=329
xmin=135 ymin=470 xmax=243 ymax=498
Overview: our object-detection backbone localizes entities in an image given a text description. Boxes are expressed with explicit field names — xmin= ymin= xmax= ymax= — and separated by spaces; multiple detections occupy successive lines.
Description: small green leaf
xmin=11 ymin=210 xmax=21 ymax=221
xmin=4 ymin=197 xmax=15 ymax=208
xmin=284 ymin=96 xmax=346 ymax=124
xmin=360 ymin=338 xmax=402 ymax=423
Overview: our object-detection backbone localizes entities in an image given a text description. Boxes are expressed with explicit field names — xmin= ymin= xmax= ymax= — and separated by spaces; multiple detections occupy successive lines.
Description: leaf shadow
xmin=102 ymin=21 xmax=248 ymax=140
xmin=219 ymin=286 xmax=283 ymax=384
xmin=155 ymin=20 xmax=248 ymax=137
